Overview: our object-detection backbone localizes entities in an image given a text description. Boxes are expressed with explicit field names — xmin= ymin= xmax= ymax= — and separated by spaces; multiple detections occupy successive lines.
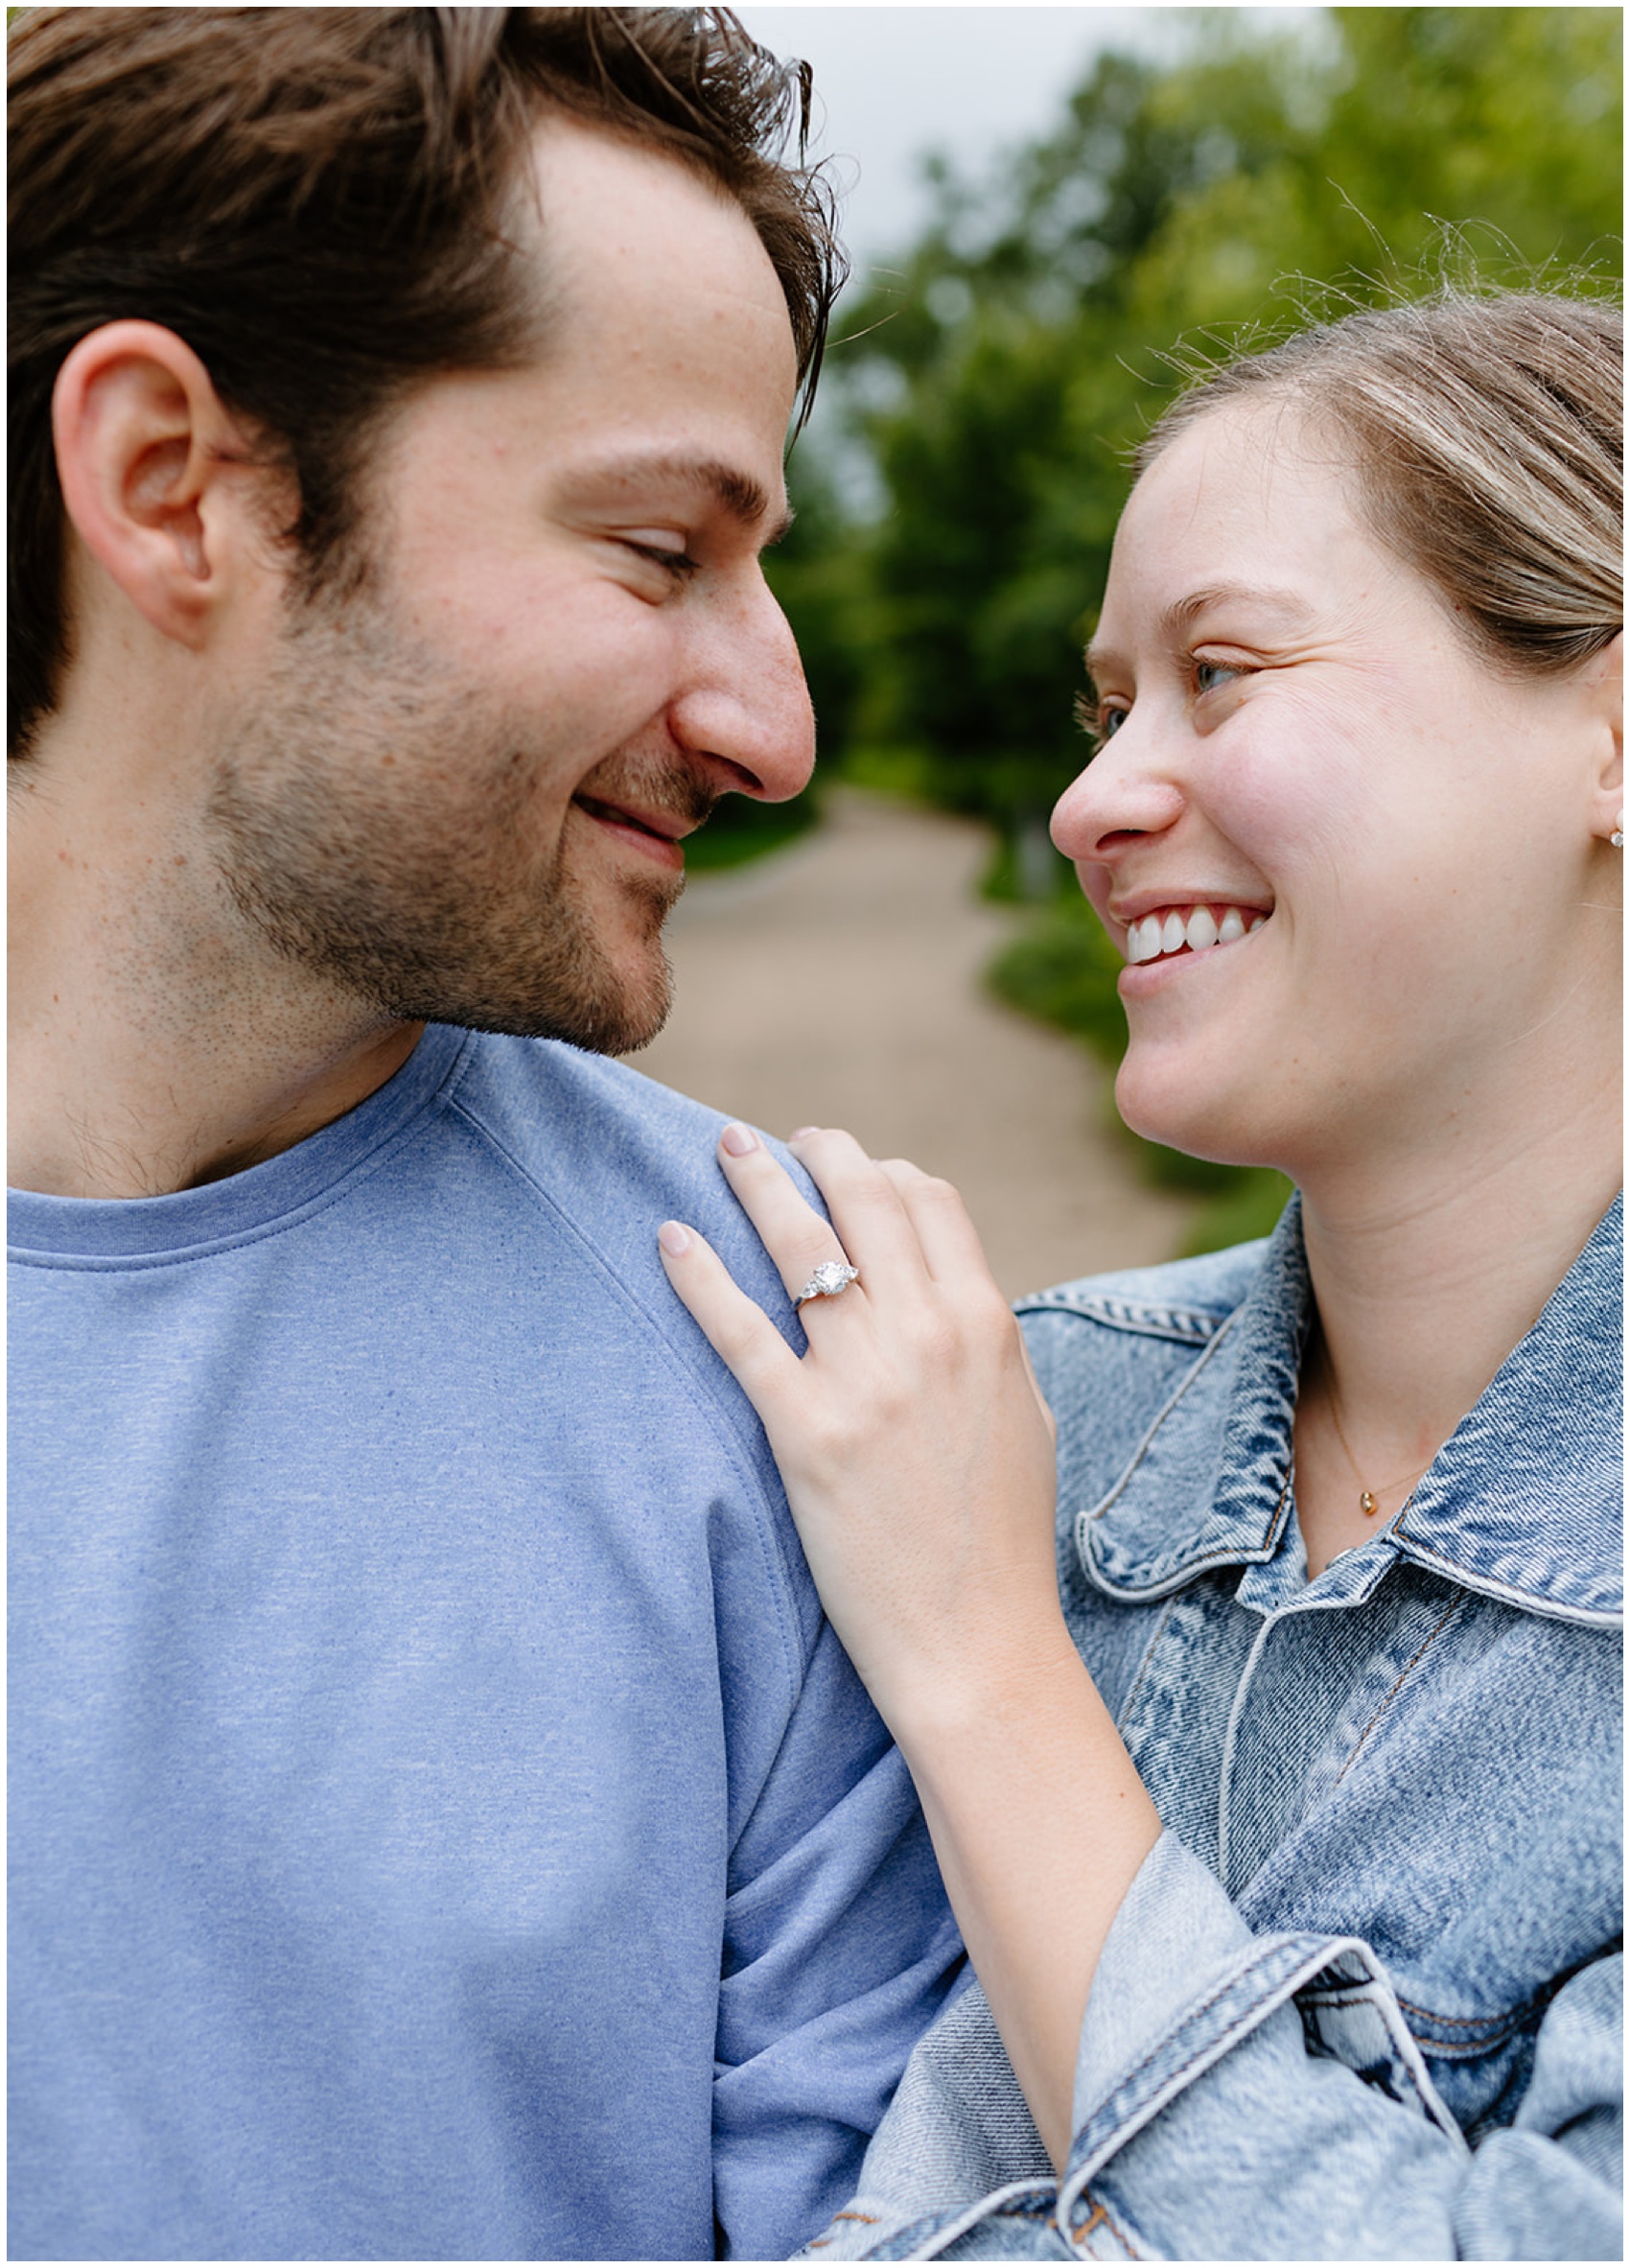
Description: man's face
xmin=207 ymin=117 xmax=813 ymax=1051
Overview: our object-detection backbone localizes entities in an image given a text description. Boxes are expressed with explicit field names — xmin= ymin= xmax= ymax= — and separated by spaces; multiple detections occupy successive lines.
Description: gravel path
xmin=625 ymin=789 xmax=1190 ymax=1299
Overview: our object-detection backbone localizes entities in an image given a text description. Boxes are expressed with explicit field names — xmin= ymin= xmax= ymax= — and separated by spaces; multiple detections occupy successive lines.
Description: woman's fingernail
xmin=658 ymin=1221 xmax=691 ymax=1256
xmin=720 ymin=1122 xmax=759 ymax=1157
xmin=788 ymin=1126 xmax=818 ymax=1142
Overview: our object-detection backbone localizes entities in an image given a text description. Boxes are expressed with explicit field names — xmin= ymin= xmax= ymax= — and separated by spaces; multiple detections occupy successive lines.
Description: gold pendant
xmin=1360 ymin=1489 xmax=1378 ymax=1516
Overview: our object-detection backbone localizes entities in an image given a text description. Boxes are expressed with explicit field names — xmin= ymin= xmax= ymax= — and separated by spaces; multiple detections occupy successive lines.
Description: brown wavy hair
xmin=8 ymin=6 xmax=845 ymax=754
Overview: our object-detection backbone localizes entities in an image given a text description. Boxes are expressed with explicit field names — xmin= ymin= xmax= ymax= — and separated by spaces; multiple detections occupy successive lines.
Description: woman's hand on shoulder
xmin=658 ymin=1123 xmax=1069 ymax=1732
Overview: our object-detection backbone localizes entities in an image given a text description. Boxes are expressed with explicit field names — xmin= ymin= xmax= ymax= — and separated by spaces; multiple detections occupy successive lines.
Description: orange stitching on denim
xmin=1101 ymin=2196 xmax=1138 ymax=2256
xmin=1069 ymin=2191 xmax=1141 ymax=2258
xmin=804 ymin=2210 xmax=881 ymax=2247
xmin=1394 ymin=1996 xmax=1525 ymax=2028
xmin=1269 ymin=1463 xmax=1293 ymax=1538
xmin=1335 ymin=1599 xmax=1461 ymax=1784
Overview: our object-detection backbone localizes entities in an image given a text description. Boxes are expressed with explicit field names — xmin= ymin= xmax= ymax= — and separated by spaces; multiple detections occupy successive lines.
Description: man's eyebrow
xmin=570 ymin=452 xmax=793 ymax=545
xmin=1085 ymin=583 xmax=1314 ymax=674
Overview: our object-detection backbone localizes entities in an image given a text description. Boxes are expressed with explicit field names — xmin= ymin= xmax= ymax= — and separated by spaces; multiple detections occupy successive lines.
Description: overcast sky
xmin=734 ymin=6 xmax=1320 ymax=274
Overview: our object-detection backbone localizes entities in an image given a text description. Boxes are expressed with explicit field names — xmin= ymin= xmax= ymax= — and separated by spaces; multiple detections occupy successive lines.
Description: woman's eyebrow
xmin=1086 ymin=583 xmax=1316 ymax=674
xmin=1156 ymin=583 xmax=1316 ymax=643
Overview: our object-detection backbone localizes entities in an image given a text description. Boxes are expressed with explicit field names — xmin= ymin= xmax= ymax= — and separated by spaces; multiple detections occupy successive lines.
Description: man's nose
xmin=669 ymin=574 xmax=816 ymax=804
xmin=1050 ymin=714 xmax=1186 ymax=867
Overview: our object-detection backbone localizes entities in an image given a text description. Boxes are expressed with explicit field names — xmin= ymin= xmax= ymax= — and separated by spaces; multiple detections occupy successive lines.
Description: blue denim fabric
xmin=798 ymin=1197 xmax=1622 ymax=2261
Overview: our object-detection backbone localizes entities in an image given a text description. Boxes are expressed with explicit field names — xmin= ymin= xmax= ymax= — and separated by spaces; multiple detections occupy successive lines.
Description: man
xmin=8 ymin=11 xmax=960 ymax=2258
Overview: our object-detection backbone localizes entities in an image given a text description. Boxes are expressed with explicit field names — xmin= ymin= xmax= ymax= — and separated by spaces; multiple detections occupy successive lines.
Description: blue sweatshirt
xmin=9 ymin=1025 xmax=961 ymax=2262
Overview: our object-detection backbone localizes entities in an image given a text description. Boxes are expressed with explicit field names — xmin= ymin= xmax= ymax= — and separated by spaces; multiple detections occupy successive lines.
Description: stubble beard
xmin=205 ymin=590 xmax=711 ymax=1054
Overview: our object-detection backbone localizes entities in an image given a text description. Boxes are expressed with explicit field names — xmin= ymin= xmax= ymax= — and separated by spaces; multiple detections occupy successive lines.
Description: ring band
xmin=795 ymin=1260 xmax=860 ymax=1304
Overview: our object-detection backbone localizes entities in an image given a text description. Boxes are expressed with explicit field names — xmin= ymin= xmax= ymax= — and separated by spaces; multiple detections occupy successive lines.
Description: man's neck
xmin=9 ymin=754 xmax=423 ymax=1200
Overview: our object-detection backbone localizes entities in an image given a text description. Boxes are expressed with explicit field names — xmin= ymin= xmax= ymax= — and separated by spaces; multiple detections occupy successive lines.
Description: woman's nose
xmin=1050 ymin=721 xmax=1186 ymax=866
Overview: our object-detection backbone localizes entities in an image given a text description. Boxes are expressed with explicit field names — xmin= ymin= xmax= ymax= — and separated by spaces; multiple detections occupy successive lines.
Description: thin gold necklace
xmin=1325 ymin=1387 xmax=1435 ymax=1518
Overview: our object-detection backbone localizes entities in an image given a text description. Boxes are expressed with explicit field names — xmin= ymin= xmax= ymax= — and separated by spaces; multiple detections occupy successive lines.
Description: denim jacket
xmin=799 ymin=1196 xmax=1622 ymax=2261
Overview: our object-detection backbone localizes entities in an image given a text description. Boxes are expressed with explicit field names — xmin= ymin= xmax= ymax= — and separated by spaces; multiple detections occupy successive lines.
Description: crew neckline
xmin=8 ymin=1023 xmax=475 ymax=1262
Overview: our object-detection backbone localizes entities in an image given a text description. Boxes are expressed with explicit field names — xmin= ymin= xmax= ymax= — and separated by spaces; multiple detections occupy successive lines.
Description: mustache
xmin=572 ymin=755 xmax=723 ymax=834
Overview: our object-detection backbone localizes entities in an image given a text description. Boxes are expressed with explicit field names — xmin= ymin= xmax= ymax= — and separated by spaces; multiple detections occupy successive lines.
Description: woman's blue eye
xmin=1100 ymin=707 xmax=1128 ymax=740
xmin=1195 ymin=661 xmax=1238 ymax=695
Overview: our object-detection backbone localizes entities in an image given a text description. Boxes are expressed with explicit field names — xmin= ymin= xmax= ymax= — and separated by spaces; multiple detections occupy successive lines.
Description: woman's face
xmin=1052 ymin=397 xmax=1621 ymax=1181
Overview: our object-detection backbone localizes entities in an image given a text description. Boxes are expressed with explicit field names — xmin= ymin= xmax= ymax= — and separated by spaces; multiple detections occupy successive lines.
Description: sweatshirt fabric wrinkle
xmin=9 ymin=1024 xmax=963 ymax=2264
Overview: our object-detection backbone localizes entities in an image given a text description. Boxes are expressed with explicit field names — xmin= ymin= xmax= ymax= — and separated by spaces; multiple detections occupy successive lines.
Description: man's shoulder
xmin=436 ymin=1033 xmax=828 ymax=1681
xmin=440 ymin=1029 xmax=809 ymax=1365
xmin=448 ymin=1031 xmax=748 ymax=1203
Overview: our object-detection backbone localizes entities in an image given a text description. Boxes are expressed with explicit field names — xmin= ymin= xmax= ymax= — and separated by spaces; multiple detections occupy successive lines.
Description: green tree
xmin=779 ymin=9 xmax=1620 ymax=1246
xmin=813 ymin=8 xmax=1620 ymax=850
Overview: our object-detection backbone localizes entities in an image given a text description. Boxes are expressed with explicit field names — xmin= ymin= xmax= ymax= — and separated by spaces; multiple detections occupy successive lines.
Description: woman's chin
xmin=1113 ymin=1059 xmax=1287 ymax=1176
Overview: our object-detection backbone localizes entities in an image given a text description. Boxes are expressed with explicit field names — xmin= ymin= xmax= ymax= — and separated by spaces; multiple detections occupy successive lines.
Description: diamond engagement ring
xmin=794 ymin=1259 xmax=860 ymax=1304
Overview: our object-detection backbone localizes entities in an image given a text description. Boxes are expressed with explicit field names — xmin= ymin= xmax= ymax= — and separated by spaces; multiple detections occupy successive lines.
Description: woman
xmin=659 ymin=291 xmax=1622 ymax=2260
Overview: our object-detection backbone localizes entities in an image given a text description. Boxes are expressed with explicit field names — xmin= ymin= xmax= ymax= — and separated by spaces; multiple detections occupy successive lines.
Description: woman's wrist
xmin=869 ymin=1607 xmax=1105 ymax=1764
xmin=874 ymin=1619 xmax=1161 ymax=2171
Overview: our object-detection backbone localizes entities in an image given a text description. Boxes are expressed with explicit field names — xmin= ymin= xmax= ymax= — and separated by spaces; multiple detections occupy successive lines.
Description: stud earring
xmin=1612 ymin=808 xmax=1625 ymax=850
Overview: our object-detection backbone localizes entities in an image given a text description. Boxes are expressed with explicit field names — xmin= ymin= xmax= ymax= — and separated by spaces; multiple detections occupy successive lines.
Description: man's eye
xmin=620 ymin=537 xmax=699 ymax=581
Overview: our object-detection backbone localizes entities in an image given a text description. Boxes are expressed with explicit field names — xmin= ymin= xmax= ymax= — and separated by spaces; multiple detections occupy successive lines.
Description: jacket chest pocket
xmin=1295 ymin=1949 xmax=1576 ymax=2144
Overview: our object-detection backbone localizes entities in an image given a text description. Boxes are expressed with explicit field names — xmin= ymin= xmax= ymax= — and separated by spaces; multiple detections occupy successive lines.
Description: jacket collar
xmin=1082 ymin=1194 xmax=1622 ymax=1627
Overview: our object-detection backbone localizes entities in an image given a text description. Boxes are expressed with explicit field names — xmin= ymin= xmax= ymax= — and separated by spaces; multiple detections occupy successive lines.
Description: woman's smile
xmin=1118 ymin=901 xmax=1271 ymax=966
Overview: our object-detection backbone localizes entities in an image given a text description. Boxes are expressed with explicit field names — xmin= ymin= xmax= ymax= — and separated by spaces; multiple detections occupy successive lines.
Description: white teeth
xmin=1122 ymin=903 xmax=1270 ymax=965
xmin=1129 ymin=915 xmax=1162 ymax=963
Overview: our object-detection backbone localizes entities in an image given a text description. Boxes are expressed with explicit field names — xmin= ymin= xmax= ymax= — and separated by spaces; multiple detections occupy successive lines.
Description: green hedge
xmin=683 ymin=783 xmax=821 ymax=873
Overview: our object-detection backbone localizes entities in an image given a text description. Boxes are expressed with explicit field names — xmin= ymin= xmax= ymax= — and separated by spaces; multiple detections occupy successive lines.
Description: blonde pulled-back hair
xmin=1138 ymin=292 xmax=1622 ymax=678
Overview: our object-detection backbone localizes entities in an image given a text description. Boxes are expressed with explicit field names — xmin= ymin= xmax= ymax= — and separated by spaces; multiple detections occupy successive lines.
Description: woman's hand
xmin=661 ymin=1122 xmax=1162 ymax=2171
xmin=658 ymin=1123 xmax=1073 ymax=1731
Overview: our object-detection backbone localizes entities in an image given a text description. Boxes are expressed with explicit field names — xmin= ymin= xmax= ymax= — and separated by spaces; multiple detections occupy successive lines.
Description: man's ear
xmin=51 ymin=320 xmax=268 ymax=650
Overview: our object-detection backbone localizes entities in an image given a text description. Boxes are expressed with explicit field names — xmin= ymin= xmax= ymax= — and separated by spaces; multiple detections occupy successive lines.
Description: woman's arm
xmin=881 ymin=1641 xmax=1161 ymax=2170
xmin=807 ymin=1835 xmax=1621 ymax=2262
xmin=660 ymin=1126 xmax=1622 ymax=2262
xmin=658 ymin=1122 xmax=1160 ymax=2166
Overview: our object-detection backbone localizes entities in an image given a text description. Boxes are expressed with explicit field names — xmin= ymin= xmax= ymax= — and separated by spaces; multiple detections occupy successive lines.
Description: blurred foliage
xmin=788 ymin=6 xmax=1621 ymax=831
xmin=764 ymin=6 xmax=1620 ymax=1251
xmin=685 ymin=781 xmax=821 ymax=871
